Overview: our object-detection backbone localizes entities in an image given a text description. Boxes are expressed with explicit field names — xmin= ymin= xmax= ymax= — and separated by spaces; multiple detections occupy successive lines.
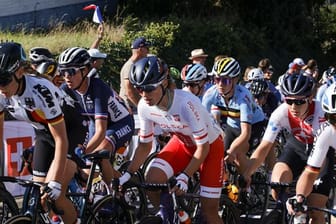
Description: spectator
xmin=119 ymin=37 xmax=151 ymax=113
xmin=302 ymin=59 xmax=319 ymax=81
xmin=189 ymin=48 xmax=208 ymax=65
xmin=90 ymin=23 xmax=104 ymax=49
xmin=87 ymin=48 xmax=107 ymax=78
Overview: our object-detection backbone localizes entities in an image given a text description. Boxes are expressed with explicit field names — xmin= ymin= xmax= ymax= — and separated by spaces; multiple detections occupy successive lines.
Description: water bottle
xmin=293 ymin=213 xmax=307 ymax=224
xmin=51 ymin=215 xmax=61 ymax=224
xmin=178 ymin=210 xmax=192 ymax=224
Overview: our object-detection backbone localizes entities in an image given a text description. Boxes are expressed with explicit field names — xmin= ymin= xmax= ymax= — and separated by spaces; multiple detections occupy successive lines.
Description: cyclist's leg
xmin=307 ymin=193 xmax=328 ymax=224
xmin=33 ymin=130 xmax=78 ymax=224
xmin=46 ymin=159 xmax=78 ymax=224
xmin=199 ymin=136 xmax=224 ymax=224
xmin=270 ymin=162 xmax=293 ymax=200
xmin=145 ymin=135 xmax=189 ymax=208
xmin=94 ymin=115 xmax=134 ymax=184
xmin=308 ymin=149 xmax=334 ymax=223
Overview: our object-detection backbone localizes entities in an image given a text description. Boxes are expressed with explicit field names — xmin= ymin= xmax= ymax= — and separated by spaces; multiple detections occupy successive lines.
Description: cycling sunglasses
xmin=214 ymin=76 xmax=232 ymax=85
xmin=135 ymin=81 xmax=162 ymax=93
xmin=183 ymin=82 xmax=200 ymax=88
xmin=59 ymin=66 xmax=86 ymax=77
xmin=285 ymin=98 xmax=308 ymax=106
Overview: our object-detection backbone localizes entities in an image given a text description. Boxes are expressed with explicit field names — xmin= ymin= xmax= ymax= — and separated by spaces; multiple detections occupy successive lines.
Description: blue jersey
xmin=202 ymin=84 xmax=265 ymax=129
xmin=62 ymin=78 xmax=130 ymax=126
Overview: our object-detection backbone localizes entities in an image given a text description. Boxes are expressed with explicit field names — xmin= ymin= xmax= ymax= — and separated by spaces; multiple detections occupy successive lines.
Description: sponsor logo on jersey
xmin=33 ymin=84 xmax=55 ymax=108
xmin=24 ymin=97 xmax=35 ymax=109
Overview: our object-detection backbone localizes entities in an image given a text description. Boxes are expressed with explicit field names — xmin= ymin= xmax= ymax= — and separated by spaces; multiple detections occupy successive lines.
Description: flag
xmin=83 ymin=4 xmax=103 ymax=24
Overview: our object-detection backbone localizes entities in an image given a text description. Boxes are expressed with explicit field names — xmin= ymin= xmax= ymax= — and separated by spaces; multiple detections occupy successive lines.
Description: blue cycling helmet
xmin=0 ymin=42 xmax=26 ymax=72
xmin=129 ymin=56 xmax=167 ymax=86
xmin=280 ymin=72 xmax=315 ymax=97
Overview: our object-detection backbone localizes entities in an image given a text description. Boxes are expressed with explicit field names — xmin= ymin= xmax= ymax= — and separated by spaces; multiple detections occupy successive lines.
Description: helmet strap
xmin=74 ymin=69 xmax=87 ymax=91
xmin=156 ymin=85 xmax=166 ymax=107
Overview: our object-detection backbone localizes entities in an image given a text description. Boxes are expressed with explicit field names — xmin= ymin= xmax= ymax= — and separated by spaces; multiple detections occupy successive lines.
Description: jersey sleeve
xmin=182 ymin=100 xmax=209 ymax=145
xmin=239 ymin=94 xmax=254 ymax=124
xmin=307 ymin=123 xmax=335 ymax=169
xmin=262 ymin=106 xmax=285 ymax=143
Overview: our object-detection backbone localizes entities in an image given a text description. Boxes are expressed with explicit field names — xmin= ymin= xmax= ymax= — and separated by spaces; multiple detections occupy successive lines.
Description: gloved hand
xmin=119 ymin=171 xmax=132 ymax=185
xmin=286 ymin=194 xmax=306 ymax=215
xmin=45 ymin=181 xmax=62 ymax=200
xmin=176 ymin=172 xmax=189 ymax=192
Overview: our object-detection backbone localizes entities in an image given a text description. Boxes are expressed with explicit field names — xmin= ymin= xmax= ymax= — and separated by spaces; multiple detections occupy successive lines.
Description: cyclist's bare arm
xmin=296 ymin=167 xmax=319 ymax=198
xmin=183 ymin=142 xmax=210 ymax=177
xmin=244 ymin=140 xmax=274 ymax=177
xmin=85 ymin=118 xmax=107 ymax=153
xmin=47 ymin=120 xmax=69 ymax=181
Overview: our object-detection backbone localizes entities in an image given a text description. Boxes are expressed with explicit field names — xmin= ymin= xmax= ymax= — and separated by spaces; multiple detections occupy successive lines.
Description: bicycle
xmin=0 ymin=178 xmax=22 ymax=223
xmin=226 ymin=162 xmax=270 ymax=221
xmin=4 ymin=149 xmax=134 ymax=224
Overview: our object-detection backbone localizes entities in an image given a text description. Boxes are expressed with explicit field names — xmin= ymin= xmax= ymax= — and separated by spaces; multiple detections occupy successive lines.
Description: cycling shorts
xmin=224 ymin=120 xmax=266 ymax=152
xmin=33 ymin=129 xmax=56 ymax=177
xmin=278 ymin=135 xmax=334 ymax=196
xmin=105 ymin=114 xmax=135 ymax=151
xmin=151 ymin=135 xmax=224 ymax=198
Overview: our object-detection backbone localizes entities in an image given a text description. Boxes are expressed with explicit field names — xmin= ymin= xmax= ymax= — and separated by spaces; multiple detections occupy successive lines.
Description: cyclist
xmin=0 ymin=42 xmax=83 ymax=224
xmin=202 ymin=57 xmax=266 ymax=172
xmin=117 ymin=55 xmax=224 ymax=224
xmin=243 ymin=72 xmax=332 ymax=223
xmin=249 ymin=79 xmax=279 ymax=119
xmin=286 ymin=82 xmax=335 ymax=223
xmin=59 ymin=47 xmax=134 ymax=184
xmin=316 ymin=66 xmax=336 ymax=101
xmin=29 ymin=47 xmax=63 ymax=87
xmin=180 ymin=63 xmax=208 ymax=98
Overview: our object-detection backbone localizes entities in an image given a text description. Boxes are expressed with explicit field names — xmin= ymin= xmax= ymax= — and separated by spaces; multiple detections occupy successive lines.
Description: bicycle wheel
xmin=86 ymin=194 xmax=134 ymax=224
xmin=0 ymin=184 xmax=20 ymax=223
xmin=241 ymin=167 xmax=269 ymax=220
xmin=4 ymin=215 xmax=32 ymax=224
xmin=219 ymin=194 xmax=240 ymax=224
xmin=261 ymin=209 xmax=283 ymax=224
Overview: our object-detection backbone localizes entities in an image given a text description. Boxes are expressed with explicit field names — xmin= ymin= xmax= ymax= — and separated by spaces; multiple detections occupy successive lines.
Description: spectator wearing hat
xmin=119 ymin=37 xmax=151 ymax=112
xmin=189 ymin=48 xmax=208 ymax=65
xmin=87 ymin=48 xmax=107 ymax=78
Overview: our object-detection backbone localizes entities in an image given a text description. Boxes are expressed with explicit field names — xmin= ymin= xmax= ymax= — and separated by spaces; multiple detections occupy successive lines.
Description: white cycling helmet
xmin=247 ymin=68 xmax=264 ymax=81
xmin=322 ymin=83 xmax=336 ymax=114
xmin=181 ymin=63 xmax=207 ymax=82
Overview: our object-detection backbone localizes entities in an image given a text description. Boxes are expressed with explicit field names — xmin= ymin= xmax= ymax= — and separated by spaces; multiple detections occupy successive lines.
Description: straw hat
xmin=189 ymin=49 xmax=208 ymax=60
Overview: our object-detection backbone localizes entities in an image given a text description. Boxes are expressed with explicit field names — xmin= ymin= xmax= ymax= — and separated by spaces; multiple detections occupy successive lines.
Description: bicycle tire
xmin=0 ymin=184 xmax=20 ymax=223
xmin=86 ymin=194 xmax=134 ymax=224
xmin=261 ymin=209 xmax=283 ymax=224
xmin=219 ymin=194 xmax=240 ymax=224
xmin=4 ymin=215 xmax=32 ymax=224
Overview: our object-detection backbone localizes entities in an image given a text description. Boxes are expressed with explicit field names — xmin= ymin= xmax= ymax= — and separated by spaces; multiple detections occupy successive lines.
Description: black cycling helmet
xmin=58 ymin=47 xmax=91 ymax=68
xmin=0 ymin=68 xmax=14 ymax=86
xmin=0 ymin=42 xmax=26 ymax=72
xmin=280 ymin=72 xmax=315 ymax=97
xmin=129 ymin=56 xmax=167 ymax=86
xmin=36 ymin=61 xmax=58 ymax=77
xmin=29 ymin=47 xmax=53 ymax=64
xmin=249 ymin=79 xmax=269 ymax=97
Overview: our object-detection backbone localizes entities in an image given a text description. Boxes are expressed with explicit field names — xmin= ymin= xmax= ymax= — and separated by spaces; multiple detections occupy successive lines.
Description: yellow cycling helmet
xmin=212 ymin=57 xmax=240 ymax=78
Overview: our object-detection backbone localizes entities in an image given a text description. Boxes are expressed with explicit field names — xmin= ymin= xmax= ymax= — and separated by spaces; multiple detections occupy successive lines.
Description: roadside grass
xmin=0 ymin=21 xmax=124 ymax=56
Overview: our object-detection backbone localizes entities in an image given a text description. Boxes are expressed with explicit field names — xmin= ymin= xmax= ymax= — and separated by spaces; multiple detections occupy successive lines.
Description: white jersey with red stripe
xmin=307 ymin=122 xmax=336 ymax=169
xmin=138 ymin=89 xmax=222 ymax=147
xmin=262 ymin=101 xmax=325 ymax=144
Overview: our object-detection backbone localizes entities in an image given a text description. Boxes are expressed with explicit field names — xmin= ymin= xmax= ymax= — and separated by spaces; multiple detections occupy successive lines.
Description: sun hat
xmin=87 ymin=48 xmax=107 ymax=59
xmin=189 ymin=49 xmax=208 ymax=60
